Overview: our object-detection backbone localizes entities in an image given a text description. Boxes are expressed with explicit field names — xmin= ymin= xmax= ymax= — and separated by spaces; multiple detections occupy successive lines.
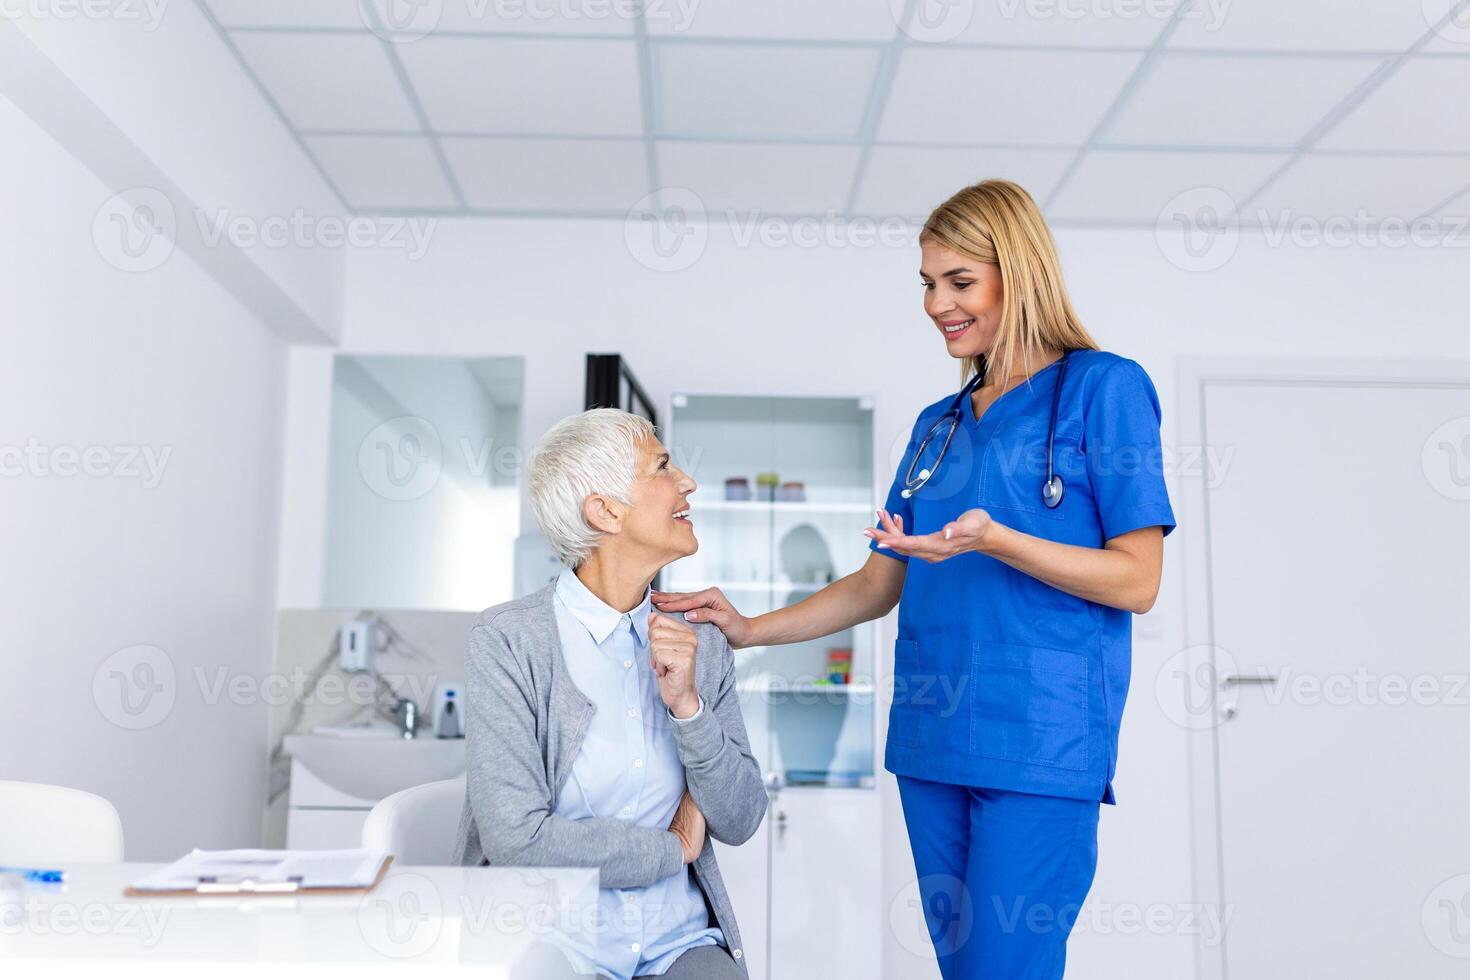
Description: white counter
xmin=0 ymin=862 xmax=599 ymax=978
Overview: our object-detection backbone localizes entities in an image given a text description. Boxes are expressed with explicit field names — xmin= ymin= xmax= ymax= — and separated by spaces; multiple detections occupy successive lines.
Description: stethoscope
xmin=901 ymin=349 xmax=1070 ymax=508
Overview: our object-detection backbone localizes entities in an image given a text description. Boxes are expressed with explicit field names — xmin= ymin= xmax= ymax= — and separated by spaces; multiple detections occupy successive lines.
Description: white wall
xmin=1 ymin=12 xmax=345 ymax=342
xmin=0 ymin=92 xmax=287 ymax=860
xmin=270 ymin=214 xmax=1469 ymax=978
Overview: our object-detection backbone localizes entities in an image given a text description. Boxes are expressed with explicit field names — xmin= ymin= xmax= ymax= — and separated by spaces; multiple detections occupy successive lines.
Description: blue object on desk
xmin=0 ymin=866 xmax=67 ymax=884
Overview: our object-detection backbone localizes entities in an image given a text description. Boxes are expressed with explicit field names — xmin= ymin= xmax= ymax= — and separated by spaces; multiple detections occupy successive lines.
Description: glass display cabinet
xmin=664 ymin=392 xmax=884 ymax=980
xmin=664 ymin=393 xmax=879 ymax=789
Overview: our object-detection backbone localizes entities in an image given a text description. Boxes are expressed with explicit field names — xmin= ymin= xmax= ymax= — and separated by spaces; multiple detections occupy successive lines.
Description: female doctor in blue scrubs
xmin=652 ymin=179 xmax=1175 ymax=979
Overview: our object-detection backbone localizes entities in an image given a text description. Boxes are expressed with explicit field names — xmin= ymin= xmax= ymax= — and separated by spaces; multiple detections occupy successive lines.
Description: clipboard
xmin=123 ymin=854 xmax=394 ymax=898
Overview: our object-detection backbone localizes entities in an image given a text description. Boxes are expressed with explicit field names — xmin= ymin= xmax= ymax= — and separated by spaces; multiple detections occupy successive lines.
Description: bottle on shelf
xmin=825 ymin=647 xmax=853 ymax=685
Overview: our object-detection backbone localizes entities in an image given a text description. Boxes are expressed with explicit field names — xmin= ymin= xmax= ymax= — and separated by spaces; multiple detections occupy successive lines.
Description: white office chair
xmin=0 ymin=780 xmax=125 ymax=864
xmin=361 ymin=775 xmax=466 ymax=866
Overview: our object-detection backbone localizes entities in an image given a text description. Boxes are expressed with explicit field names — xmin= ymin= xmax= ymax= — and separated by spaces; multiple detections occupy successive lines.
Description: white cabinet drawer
xmin=285 ymin=807 xmax=371 ymax=850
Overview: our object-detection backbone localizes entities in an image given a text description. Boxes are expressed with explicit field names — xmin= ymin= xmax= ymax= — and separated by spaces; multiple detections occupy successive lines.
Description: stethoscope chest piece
xmin=900 ymin=468 xmax=930 ymax=499
xmin=1041 ymin=475 xmax=1064 ymax=509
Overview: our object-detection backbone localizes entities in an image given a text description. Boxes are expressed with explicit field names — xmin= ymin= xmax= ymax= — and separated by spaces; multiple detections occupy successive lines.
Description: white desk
xmin=0 ymin=862 xmax=600 ymax=978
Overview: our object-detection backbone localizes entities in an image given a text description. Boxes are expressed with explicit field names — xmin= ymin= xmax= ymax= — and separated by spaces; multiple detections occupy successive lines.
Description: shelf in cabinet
xmin=689 ymin=500 xmax=873 ymax=515
xmin=779 ymin=772 xmax=875 ymax=790
xmin=664 ymin=580 xmax=829 ymax=594
xmin=736 ymin=680 xmax=874 ymax=696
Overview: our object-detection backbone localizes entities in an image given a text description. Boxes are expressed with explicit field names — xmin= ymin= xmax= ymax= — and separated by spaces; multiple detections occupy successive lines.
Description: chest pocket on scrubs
xmin=969 ymin=642 xmax=1090 ymax=770
xmin=979 ymin=417 xmax=1083 ymax=521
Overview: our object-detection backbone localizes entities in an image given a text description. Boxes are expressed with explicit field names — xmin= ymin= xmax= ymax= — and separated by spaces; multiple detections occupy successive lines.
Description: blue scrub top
xmin=873 ymin=349 xmax=1176 ymax=804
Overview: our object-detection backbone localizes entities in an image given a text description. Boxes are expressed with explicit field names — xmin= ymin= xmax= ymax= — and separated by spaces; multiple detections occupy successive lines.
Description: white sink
xmin=311 ymin=720 xmax=402 ymax=739
xmin=283 ymin=732 xmax=466 ymax=801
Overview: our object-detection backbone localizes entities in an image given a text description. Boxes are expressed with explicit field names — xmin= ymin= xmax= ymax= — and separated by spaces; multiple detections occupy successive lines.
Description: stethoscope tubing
xmin=901 ymin=350 xmax=1070 ymax=505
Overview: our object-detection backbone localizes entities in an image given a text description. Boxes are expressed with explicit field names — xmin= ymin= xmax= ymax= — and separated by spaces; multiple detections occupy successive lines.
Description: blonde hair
xmin=921 ymin=179 xmax=1099 ymax=386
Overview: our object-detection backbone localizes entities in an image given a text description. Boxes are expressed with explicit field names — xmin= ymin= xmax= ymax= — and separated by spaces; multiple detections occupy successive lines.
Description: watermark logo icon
xmin=93 ymin=644 xmax=176 ymax=730
xmin=93 ymin=187 xmax=176 ymax=272
xmin=1423 ymin=873 xmax=1470 ymax=958
xmin=362 ymin=0 xmax=443 ymax=41
xmin=885 ymin=415 xmax=978 ymax=507
xmin=359 ymin=872 xmax=443 ymax=958
xmin=1156 ymin=187 xmax=1239 ymax=273
xmin=1155 ymin=644 xmax=1239 ymax=730
xmin=624 ymin=188 xmax=708 ymax=272
xmin=894 ymin=0 xmax=975 ymax=42
xmin=890 ymin=874 xmax=973 ymax=958
xmin=358 ymin=416 xmax=443 ymax=501
xmin=1421 ymin=416 xmax=1470 ymax=501
xmin=1424 ymin=0 xmax=1470 ymax=45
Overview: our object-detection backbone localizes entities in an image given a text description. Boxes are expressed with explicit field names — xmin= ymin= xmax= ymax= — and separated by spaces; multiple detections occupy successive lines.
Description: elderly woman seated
xmin=455 ymin=408 xmax=765 ymax=980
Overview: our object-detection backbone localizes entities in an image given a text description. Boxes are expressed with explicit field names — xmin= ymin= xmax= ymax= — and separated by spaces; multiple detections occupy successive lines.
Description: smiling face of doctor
xmin=918 ymin=180 xmax=1100 ymax=386
xmin=920 ymin=240 xmax=1005 ymax=364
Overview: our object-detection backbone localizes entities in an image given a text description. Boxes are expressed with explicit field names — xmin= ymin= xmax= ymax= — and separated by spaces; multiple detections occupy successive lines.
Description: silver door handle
xmin=1220 ymin=674 xmax=1279 ymax=687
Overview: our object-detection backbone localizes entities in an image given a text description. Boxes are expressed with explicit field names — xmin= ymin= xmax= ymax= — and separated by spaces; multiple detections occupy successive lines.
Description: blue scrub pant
xmin=897 ymin=776 xmax=1101 ymax=979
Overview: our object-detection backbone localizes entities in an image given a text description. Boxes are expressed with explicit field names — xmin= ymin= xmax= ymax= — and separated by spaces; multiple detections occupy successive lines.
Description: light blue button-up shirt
xmin=552 ymin=569 xmax=723 ymax=980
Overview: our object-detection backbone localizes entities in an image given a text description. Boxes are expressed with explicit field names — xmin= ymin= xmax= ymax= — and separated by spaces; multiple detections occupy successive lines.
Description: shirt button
xmin=630 ymin=942 xmax=641 ymax=953
xmin=733 ymin=949 xmax=743 ymax=959
xmin=633 ymin=759 xmax=643 ymax=768
xmin=627 ymin=708 xmax=638 ymax=718
xmin=623 ymin=659 xmax=632 ymax=668
xmin=621 ymin=806 xmax=632 ymax=816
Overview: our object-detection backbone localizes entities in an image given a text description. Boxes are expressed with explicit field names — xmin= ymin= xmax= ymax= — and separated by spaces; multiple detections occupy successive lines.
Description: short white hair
xmin=528 ymin=408 xmax=656 ymax=567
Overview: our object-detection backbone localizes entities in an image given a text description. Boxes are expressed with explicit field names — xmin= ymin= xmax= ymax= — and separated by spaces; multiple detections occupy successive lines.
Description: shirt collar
xmin=555 ymin=567 xmax=651 ymax=646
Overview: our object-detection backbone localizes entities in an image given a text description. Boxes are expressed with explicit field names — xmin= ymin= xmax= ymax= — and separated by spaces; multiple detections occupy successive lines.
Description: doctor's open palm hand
xmin=865 ymin=506 xmax=995 ymax=563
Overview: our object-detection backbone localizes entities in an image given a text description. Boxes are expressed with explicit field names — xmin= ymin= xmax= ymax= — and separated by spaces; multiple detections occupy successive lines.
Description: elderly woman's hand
xmin=667 ymin=790 xmax=707 ymax=864
xmin=649 ymin=611 xmax=700 ymax=719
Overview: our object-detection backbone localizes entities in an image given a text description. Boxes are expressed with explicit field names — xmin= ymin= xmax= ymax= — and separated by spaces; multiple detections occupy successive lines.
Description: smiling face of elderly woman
xmin=528 ymin=409 xmax=699 ymax=571
xmin=611 ymin=434 xmax=699 ymax=565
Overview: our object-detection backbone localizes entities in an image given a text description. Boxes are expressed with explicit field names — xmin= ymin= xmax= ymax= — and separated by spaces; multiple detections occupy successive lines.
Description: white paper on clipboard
xmin=128 ymin=848 xmax=388 ymax=893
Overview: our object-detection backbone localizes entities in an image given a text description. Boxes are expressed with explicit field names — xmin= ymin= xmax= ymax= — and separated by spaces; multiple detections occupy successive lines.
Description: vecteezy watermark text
xmin=0 ymin=439 xmax=171 ymax=489
xmin=92 ymin=188 xmax=439 ymax=273
xmin=195 ymin=209 xmax=436 ymax=261
xmin=893 ymin=0 xmax=1231 ymax=44
xmin=356 ymin=416 xmax=706 ymax=501
xmin=363 ymin=0 xmax=701 ymax=42
xmin=0 ymin=0 xmax=169 ymax=30
xmin=624 ymin=189 xmax=920 ymax=273
xmin=92 ymin=642 xmax=449 ymax=730
xmin=1157 ymin=187 xmax=1470 ymax=273
xmin=0 ymin=893 xmax=171 ymax=945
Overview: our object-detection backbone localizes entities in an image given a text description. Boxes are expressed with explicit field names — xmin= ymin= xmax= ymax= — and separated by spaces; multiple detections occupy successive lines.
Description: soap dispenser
xmin=432 ymin=681 xmax=464 ymax=738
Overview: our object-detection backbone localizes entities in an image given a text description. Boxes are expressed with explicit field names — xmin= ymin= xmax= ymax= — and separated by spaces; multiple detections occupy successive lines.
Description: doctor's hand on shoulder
xmin=650 ymin=587 xmax=755 ymax=648
xmin=648 ymin=611 xmax=701 ymax=719
xmin=864 ymin=506 xmax=997 ymax=563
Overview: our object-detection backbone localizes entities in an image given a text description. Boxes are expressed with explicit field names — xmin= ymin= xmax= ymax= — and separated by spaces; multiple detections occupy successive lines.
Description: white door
xmin=1203 ymin=379 xmax=1470 ymax=977
xmin=769 ymin=788 xmax=881 ymax=979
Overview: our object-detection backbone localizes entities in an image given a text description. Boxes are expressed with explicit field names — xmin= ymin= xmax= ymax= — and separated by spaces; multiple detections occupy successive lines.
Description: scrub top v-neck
xmin=872 ymin=349 xmax=1176 ymax=804
xmin=965 ymin=357 xmax=1064 ymax=428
